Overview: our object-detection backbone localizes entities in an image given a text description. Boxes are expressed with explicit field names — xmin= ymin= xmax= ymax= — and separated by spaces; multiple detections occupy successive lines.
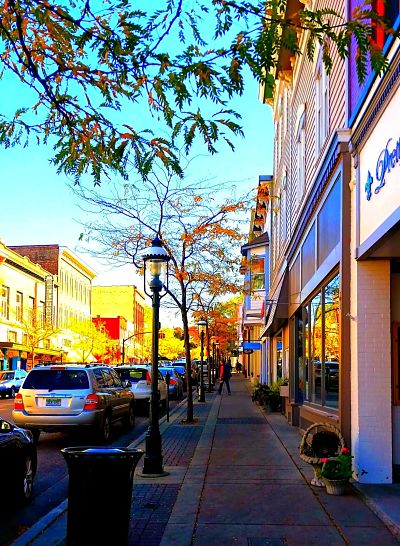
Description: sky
xmin=0 ymin=75 xmax=273 ymax=289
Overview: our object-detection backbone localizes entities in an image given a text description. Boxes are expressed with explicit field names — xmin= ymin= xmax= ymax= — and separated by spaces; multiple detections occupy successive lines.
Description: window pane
xmin=324 ymin=275 xmax=340 ymax=408
xmin=301 ymin=225 xmax=316 ymax=288
xmin=310 ymin=292 xmax=322 ymax=405
xmin=317 ymin=180 xmax=341 ymax=266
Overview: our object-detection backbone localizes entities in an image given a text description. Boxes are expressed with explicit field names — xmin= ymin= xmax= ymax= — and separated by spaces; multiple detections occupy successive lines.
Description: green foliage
xmin=317 ymin=449 xmax=354 ymax=481
xmin=0 ymin=0 xmax=395 ymax=183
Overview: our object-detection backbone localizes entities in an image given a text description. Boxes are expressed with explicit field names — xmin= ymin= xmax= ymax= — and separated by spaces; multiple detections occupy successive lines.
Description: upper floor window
xmin=315 ymin=51 xmax=329 ymax=154
xmin=27 ymin=296 xmax=35 ymax=325
xmin=372 ymin=1 xmax=399 ymax=49
xmin=250 ymin=256 xmax=265 ymax=291
xmin=1 ymin=286 xmax=10 ymax=320
xmin=16 ymin=291 xmax=23 ymax=322
xmin=296 ymin=109 xmax=306 ymax=203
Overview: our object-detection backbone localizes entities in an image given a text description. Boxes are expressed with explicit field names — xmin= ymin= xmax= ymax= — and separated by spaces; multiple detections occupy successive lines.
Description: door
xmin=392 ymin=322 xmax=400 ymax=479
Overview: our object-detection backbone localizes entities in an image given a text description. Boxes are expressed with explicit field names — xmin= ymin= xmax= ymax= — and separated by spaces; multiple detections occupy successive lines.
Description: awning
xmin=260 ymin=271 xmax=289 ymax=337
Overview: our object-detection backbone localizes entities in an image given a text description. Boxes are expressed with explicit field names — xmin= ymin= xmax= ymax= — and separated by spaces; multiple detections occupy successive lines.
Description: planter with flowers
xmin=318 ymin=448 xmax=354 ymax=495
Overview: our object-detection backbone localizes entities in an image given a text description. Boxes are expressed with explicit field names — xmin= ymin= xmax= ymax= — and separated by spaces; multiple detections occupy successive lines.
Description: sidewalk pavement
xmin=12 ymin=375 xmax=400 ymax=546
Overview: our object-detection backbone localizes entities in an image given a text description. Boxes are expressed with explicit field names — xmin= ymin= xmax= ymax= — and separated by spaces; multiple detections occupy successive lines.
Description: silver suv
xmin=12 ymin=364 xmax=135 ymax=443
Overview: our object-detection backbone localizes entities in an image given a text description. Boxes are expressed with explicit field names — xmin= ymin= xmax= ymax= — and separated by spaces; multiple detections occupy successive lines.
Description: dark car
xmin=0 ymin=417 xmax=37 ymax=505
xmin=159 ymin=367 xmax=184 ymax=399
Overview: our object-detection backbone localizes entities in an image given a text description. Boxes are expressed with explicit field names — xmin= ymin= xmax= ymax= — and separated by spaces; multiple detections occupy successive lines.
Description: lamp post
xmin=197 ymin=320 xmax=206 ymax=402
xmin=140 ymin=236 xmax=170 ymax=476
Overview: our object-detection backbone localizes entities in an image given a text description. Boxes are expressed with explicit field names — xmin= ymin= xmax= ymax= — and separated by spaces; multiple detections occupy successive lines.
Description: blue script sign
xmin=365 ymin=138 xmax=400 ymax=200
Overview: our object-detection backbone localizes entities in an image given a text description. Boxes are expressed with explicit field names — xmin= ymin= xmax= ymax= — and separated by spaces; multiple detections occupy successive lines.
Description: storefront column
xmin=2 ymin=348 xmax=8 ymax=371
xmin=350 ymin=259 xmax=392 ymax=483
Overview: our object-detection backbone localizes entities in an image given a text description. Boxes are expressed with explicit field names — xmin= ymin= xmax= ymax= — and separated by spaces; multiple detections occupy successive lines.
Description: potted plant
xmin=317 ymin=447 xmax=354 ymax=495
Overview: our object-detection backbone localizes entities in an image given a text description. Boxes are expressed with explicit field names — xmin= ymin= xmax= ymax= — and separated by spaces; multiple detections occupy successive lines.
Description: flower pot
xmin=323 ymin=477 xmax=348 ymax=495
xmin=280 ymin=385 xmax=289 ymax=397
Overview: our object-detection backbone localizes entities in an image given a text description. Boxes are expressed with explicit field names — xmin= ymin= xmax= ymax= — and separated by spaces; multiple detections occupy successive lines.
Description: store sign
xmin=242 ymin=342 xmax=261 ymax=350
xmin=365 ymin=137 xmax=400 ymax=201
xmin=359 ymin=89 xmax=400 ymax=246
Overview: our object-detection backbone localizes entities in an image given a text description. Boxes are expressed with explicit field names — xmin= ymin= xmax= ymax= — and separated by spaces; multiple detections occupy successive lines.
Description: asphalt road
xmin=0 ymin=395 xmax=183 ymax=546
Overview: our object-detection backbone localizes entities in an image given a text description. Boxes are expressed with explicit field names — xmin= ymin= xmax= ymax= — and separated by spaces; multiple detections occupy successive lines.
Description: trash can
xmin=61 ymin=446 xmax=144 ymax=546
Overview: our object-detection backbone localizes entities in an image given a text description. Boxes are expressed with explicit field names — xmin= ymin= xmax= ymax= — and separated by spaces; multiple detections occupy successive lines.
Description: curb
xmin=11 ymin=395 xmax=191 ymax=546
xmin=352 ymin=483 xmax=400 ymax=542
xmin=11 ymin=500 xmax=67 ymax=546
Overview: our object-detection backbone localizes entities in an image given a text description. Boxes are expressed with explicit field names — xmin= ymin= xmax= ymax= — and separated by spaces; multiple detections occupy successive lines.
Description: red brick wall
xmin=9 ymin=245 xmax=60 ymax=274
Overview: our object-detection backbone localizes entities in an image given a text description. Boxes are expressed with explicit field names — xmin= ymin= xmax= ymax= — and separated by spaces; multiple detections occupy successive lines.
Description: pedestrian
xmin=217 ymin=360 xmax=232 ymax=395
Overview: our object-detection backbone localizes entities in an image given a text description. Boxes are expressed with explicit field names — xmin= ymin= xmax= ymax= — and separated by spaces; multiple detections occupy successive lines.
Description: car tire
xmin=10 ymin=386 xmax=16 ymax=398
xmin=16 ymin=454 xmax=35 ymax=504
xmin=98 ymin=413 xmax=112 ymax=444
xmin=124 ymin=403 xmax=135 ymax=430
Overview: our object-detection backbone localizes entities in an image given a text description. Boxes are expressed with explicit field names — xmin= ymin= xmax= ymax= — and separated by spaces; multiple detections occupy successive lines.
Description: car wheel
xmin=124 ymin=403 xmax=135 ymax=430
xmin=98 ymin=413 xmax=112 ymax=443
xmin=16 ymin=454 xmax=35 ymax=504
xmin=10 ymin=386 xmax=16 ymax=398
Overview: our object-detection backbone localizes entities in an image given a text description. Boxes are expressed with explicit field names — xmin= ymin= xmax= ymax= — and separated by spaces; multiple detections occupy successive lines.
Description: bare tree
xmin=74 ymin=165 xmax=249 ymax=422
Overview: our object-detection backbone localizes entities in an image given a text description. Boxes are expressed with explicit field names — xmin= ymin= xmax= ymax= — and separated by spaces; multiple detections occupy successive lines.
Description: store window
xmin=296 ymin=273 xmax=340 ymax=409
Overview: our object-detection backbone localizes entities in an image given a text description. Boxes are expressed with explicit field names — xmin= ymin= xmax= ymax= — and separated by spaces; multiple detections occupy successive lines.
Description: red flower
xmin=321 ymin=458 xmax=328 ymax=463
xmin=342 ymin=447 xmax=350 ymax=455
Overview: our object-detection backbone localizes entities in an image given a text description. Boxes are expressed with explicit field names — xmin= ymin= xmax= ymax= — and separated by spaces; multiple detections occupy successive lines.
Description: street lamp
xmin=121 ymin=331 xmax=151 ymax=365
xmin=197 ymin=320 xmax=207 ymax=403
xmin=140 ymin=236 xmax=170 ymax=476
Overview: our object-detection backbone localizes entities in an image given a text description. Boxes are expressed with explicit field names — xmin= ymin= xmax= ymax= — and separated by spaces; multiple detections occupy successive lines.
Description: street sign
xmin=243 ymin=349 xmax=253 ymax=355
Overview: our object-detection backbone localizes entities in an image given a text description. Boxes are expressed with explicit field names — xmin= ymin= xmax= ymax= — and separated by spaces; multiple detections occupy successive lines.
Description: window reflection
xmin=296 ymin=273 xmax=340 ymax=409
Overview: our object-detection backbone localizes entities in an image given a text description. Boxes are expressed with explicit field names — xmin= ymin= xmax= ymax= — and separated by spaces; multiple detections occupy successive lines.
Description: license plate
xmin=46 ymin=398 xmax=61 ymax=407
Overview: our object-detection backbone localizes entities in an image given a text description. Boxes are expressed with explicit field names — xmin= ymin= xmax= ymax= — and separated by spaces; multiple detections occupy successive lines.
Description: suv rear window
xmin=23 ymin=370 xmax=90 ymax=390
xmin=115 ymin=369 xmax=147 ymax=383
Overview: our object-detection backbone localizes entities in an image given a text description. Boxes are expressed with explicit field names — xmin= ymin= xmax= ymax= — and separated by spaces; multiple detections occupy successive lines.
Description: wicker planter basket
xmin=299 ymin=422 xmax=345 ymax=488
xmin=323 ymin=477 xmax=348 ymax=495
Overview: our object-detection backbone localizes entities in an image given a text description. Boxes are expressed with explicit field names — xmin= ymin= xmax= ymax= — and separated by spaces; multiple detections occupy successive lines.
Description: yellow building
xmin=92 ymin=285 xmax=147 ymax=362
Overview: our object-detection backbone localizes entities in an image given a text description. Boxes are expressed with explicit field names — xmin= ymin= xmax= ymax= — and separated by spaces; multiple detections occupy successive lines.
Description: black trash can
xmin=61 ymin=447 xmax=144 ymax=546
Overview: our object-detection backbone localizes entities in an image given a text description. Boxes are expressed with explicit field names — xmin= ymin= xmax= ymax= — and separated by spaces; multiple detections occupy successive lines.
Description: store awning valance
xmin=260 ymin=271 xmax=289 ymax=337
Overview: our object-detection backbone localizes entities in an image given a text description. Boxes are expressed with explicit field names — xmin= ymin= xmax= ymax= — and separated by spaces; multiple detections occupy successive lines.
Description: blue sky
xmin=0 ymin=76 xmax=273 ymax=285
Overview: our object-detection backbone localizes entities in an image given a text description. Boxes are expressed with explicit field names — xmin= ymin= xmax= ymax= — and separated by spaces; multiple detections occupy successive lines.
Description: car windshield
xmin=115 ymin=369 xmax=148 ymax=383
xmin=174 ymin=366 xmax=185 ymax=375
xmin=23 ymin=370 xmax=89 ymax=390
xmin=0 ymin=372 xmax=14 ymax=381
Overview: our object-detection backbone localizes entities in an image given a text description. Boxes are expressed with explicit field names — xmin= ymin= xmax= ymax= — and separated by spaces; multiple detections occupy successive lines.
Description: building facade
xmin=9 ymin=244 xmax=97 ymax=362
xmin=0 ymin=242 xmax=60 ymax=369
xmin=91 ymin=285 xmax=146 ymax=362
xmin=348 ymin=1 xmax=400 ymax=483
xmin=240 ymin=177 xmax=270 ymax=384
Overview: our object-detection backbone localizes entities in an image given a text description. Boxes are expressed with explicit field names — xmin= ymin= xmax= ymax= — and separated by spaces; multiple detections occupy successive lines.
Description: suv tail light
xmin=169 ymin=378 xmax=177 ymax=385
xmin=14 ymin=393 xmax=24 ymax=410
xmin=84 ymin=393 xmax=99 ymax=410
xmin=146 ymin=371 xmax=151 ymax=385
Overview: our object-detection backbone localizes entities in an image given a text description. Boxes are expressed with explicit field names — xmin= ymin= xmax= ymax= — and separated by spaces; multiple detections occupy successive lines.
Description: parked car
xmin=114 ymin=365 xmax=167 ymax=412
xmin=159 ymin=367 xmax=184 ymax=399
xmin=0 ymin=369 xmax=28 ymax=398
xmin=12 ymin=364 xmax=135 ymax=443
xmin=0 ymin=417 xmax=37 ymax=504
xmin=173 ymin=365 xmax=187 ymax=391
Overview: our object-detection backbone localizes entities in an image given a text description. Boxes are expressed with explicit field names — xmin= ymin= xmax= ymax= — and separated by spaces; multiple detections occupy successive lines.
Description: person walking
xmin=218 ymin=360 xmax=232 ymax=395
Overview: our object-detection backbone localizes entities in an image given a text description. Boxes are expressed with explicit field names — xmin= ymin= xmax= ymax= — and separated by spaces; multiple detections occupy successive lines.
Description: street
xmin=0 ymin=395 xmax=184 ymax=546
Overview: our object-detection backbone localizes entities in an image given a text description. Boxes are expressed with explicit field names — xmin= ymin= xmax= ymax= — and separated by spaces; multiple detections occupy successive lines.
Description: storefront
xmin=351 ymin=55 xmax=400 ymax=483
xmin=284 ymin=133 xmax=352 ymax=441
